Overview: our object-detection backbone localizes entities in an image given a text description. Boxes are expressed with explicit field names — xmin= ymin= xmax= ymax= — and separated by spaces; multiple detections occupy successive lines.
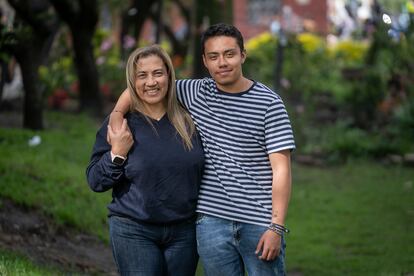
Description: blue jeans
xmin=196 ymin=214 xmax=286 ymax=276
xmin=109 ymin=215 xmax=198 ymax=276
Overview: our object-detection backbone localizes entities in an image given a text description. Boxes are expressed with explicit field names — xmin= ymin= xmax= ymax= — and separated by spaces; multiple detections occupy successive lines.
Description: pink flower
xmin=123 ymin=35 xmax=136 ymax=49
xmin=100 ymin=39 xmax=113 ymax=52
xmin=96 ymin=56 xmax=106 ymax=65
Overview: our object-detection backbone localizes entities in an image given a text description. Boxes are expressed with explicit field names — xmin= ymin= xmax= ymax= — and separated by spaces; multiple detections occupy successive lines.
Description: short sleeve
xmin=176 ymin=79 xmax=204 ymax=109
xmin=264 ymin=98 xmax=296 ymax=154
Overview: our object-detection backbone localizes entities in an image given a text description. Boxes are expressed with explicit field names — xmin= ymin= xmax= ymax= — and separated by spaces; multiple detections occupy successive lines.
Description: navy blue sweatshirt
xmin=86 ymin=112 xmax=204 ymax=224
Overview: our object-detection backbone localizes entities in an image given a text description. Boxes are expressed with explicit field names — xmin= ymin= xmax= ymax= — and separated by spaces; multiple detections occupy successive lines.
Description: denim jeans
xmin=109 ymin=215 xmax=198 ymax=276
xmin=196 ymin=214 xmax=286 ymax=276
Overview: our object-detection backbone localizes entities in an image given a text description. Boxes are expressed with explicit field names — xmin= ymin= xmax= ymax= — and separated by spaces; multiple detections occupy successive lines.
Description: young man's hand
xmin=255 ymin=230 xmax=281 ymax=261
xmin=107 ymin=111 xmax=125 ymax=145
xmin=108 ymin=118 xmax=133 ymax=157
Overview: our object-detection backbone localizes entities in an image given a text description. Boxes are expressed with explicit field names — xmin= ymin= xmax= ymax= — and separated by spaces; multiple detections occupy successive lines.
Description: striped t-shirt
xmin=176 ymin=78 xmax=295 ymax=227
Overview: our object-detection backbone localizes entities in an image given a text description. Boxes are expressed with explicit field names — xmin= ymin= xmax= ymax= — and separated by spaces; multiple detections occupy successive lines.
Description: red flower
xmin=70 ymin=81 xmax=79 ymax=95
xmin=48 ymin=88 xmax=69 ymax=109
xmin=100 ymin=83 xmax=111 ymax=97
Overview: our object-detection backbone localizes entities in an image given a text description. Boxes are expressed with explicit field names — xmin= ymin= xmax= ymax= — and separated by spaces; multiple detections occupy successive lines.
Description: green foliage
xmin=244 ymin=32 xmax=277 ymax=88
xmin=0 ymin=25 xmax=15 ymax=61
xmin=388 ymin=98 xmax=414 ymax=152
xmin=38 ymin=27 xmax=77 ymax=100
xmin=39 ymin=27 xmax=126 ymax=102
xmin=377 ymin=0 xmax=408 ymax=12
xmin=302 ymin=121 xmax=399 ymax=162
xmin=39 ymin=56 xmax=76 ymax=95
xmin=244 ymin=27 xmax=414 ymax=159
xmin=345 ymin=67 xmax=387 ymax=129
xmin=93 ymin=28 xmax=126 ymax=98
xmin=329 ymin=39 xmax=368 ymax=67
xmin=101 ymin=0 xmax=129 ymax=11
xmin=244 ymin=32 xmax=360 ymax=103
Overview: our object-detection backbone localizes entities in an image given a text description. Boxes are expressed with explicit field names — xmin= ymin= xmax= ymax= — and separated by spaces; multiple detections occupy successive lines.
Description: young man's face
xmin=202 ymin=36 xmax=246 ymax=91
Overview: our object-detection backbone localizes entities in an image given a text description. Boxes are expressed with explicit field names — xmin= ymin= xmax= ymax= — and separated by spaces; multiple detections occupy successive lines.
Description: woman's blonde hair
xmin=126 ymin=44 xmax=196 ymax=150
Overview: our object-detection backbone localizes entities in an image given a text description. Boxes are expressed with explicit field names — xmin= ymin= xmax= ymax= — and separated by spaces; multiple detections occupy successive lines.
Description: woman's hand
xmin=108 ymin=119 xmax=133 ymax=157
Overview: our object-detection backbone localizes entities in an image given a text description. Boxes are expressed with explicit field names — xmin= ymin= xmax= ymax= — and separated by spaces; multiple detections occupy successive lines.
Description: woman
xmin=86 ymin=45 xmax=204 ymax=276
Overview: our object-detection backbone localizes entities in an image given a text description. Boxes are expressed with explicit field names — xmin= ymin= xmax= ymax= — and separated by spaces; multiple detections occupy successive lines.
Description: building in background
xmin=233 ymin=0 xmax=377 ymax=40
xmin=234 ymin=0 xmax=328 ymax=39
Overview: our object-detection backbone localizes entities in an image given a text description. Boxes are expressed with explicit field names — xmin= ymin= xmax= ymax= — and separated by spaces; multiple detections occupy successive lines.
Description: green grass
xmin=287 ymin=161 xmax=414 ymax=275
xmin=0 ymin=112 xmax=111 ymax=241
xmin=0 ymin=250 xmax=61 ymax=276
xmin=0 ymin=111 xmax=413 ymax=275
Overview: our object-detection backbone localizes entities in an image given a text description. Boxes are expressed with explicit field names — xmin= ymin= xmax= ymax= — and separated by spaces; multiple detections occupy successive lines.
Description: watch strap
xmin=110 ymin=152 xmax=126 ymax=165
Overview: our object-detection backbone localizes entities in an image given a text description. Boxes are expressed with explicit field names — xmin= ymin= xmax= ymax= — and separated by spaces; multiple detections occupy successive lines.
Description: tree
xmin=377 ymin=0 xmax=407 ymax=13
xmin=49 ymin=0 xmax=102 ymax=115
xmin=120 ymin=0 xmax=156 ymax=59
xmin=6 ymin=0 xmax=59 ymax=130
xmin=153 ymin=0 xmax=192 ymax=58
xmin=119 ymin=0 xmax=196 ymax=64
xmin=192 ymin=0 xmax=233 ymax=78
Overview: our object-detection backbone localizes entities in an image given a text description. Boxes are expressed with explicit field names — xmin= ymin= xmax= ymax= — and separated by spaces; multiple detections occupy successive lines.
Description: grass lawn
xmin=0 ymin=250 xmax=62 ymax=276
xmin=287 ymin=162 xmax=414 ymax=275
xmin=0 ymin=112 xmax=110 ymax=241
xmin=0 ymin=111 xmax=413 ymax=275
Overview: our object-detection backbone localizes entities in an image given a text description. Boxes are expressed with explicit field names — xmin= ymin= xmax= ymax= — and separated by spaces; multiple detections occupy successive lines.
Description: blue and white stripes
xmin=176 ymin=78 xmax=295 ymax=227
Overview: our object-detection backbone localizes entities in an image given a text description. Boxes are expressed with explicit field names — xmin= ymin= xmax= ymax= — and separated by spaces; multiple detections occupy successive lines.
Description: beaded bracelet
xmin=268 ymin=223 xmax=290 ymax=236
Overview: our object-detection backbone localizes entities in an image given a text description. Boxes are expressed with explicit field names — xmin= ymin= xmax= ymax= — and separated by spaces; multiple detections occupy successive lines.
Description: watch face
xmin=113 ymin=156 xmax=125 ymax=166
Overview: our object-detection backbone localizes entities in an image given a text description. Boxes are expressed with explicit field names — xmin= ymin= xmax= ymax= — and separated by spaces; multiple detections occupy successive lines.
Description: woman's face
xmin=134 ymin=55 xmax=168 ymax=108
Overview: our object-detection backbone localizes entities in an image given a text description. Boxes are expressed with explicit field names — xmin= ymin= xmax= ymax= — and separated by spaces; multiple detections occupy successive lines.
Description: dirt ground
xmin=0 ymin=198 xmax=117 ymax=275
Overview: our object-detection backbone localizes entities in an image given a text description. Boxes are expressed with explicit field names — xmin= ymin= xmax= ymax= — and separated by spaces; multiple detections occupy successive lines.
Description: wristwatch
xmin=111 ymin=152 xmax=126 ymax=166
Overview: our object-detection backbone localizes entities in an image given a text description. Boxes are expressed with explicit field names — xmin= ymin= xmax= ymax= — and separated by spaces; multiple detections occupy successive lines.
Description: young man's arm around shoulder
xmin=255 ymin=149 xmax=292 ymax=261
xmin=108 ymin=89 xmax=130 ymax=132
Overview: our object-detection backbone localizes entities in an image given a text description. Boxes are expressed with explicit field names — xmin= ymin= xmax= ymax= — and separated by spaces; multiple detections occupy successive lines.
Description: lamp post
xmin=155 ymin=0 xmax=163 ymax=43
xmin=270 ymin=19 xmax=287 ymax=93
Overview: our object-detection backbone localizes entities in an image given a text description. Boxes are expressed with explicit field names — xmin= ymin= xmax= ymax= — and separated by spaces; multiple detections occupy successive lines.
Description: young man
xmin=110 ymin=23 xmax=295 ymax=275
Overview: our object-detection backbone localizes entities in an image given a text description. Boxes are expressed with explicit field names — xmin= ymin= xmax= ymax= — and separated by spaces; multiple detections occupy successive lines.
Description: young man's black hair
xmin=201 ymin=23 xmax=245 ymax=54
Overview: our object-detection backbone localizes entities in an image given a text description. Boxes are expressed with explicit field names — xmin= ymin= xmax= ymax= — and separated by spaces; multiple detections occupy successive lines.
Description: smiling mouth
xmin=145 ymin=88 xmax=160 ymax=95
xmin=217 ymin=70 xmax=232 ymax=76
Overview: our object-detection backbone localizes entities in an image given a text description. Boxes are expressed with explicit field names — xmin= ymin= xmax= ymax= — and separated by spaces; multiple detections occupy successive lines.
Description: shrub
xmin=329 ymin=40 xmax=368 ymax=66
xmin=243 ymin=27 xmax=414 ymax=160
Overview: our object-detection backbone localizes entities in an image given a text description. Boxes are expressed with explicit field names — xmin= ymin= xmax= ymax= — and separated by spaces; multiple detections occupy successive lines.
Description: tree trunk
xmin=14 ymin=32 xmax=57 ymax=130
xmin=7 ymin=0 xmax=59 ymax=130
xmin=49 ymin=0 xmax=102 ymax=116
xmin=18 ymin=56 xmax=43 ymax=129
xmin=72 ymin=31 xmax=102 ymax=115
xmin=120 ymin=0 xmax=157 ymax=59
xmin=13 ymin=37 xmax=47 ymax=130
xmin=191 ymin=0 xmax=233 ymax=78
